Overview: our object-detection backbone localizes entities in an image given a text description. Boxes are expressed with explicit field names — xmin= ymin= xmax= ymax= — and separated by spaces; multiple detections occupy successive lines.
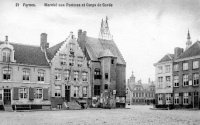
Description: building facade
xmin=173 ymin=32 xmax=200 ymax=109
xmin=154 ymin=54 xmax=174 ymax=108
xmin=0 ymin=36 xmax=51 ymax=111
xmin=127 ymin=72 xmax=155 ymax=105
xmin=154 ymin=30 xmax=200 ymax=109
xmin=78 ymin=17 xmax=126 ymax=108
xmin=0 ymin=17 xmax=126 ymax=110
xmin=46 ymin=32 xmax=91 ymax=109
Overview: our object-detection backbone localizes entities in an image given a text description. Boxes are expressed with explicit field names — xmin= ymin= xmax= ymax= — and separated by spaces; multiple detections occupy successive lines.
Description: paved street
xmin=0 ymin=105 xmax=199 ymax=125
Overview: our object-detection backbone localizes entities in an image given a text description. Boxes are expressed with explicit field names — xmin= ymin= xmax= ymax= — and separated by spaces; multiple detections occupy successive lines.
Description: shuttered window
xmin=43 ymin=88 xmax=48 ymax=100
xmin=35 ymin=88 xmax=43 ymax=99
xmin=13 ymin=87 xmax=19 ymax=100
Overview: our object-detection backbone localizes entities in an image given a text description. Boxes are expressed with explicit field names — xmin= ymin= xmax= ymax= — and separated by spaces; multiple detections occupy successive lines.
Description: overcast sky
xmin=0 ymin=0 xmax=200 ymax=83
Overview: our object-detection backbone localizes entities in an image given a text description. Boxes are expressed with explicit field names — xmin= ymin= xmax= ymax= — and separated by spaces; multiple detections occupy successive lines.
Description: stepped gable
xmin=177 ymin=41 xmax=200 ymax=59
xmin=158 ymin=54 xmax=174 ymax=63
xmin=85 ymin=36 xmax=126 ymax=65
xmin=46 ymin=41 xmax=65 ymax=60
xmin=0 ymin=41 xmax=49 ymax=66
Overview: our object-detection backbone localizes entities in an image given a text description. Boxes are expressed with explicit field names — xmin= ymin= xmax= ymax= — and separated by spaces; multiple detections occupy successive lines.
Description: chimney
xmin=5 ymin=36 xmax=8 ymax=42
xmin=77 ymin=30 xmax=87 ymax=54
xmin=174 ymin=47 xmax=184 ymax=58
xmin=40 ymin=33 xmax=49 ymax=52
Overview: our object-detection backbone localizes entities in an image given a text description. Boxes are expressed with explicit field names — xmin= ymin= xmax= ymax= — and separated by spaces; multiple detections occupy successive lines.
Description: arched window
xmin=2 ymin=48 xmax=11 ymax=62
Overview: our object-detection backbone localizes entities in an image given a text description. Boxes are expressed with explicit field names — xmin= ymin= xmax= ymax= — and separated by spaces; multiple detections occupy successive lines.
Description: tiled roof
xmin=158 ymin=54 xmax=174 ymax=63
xmin=46 ymin=41 xmax=65 ymax=60
xmin=85 ymin=37 xmax=126 ymax=65
xmin=177 ymin=41 xmax=200 ymax=59
xmin=0 ymin=41 xmax=49 ymax=66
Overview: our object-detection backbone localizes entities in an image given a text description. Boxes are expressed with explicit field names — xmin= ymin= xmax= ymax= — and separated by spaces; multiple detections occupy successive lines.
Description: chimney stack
xmin=174 ymin=47 xmax=184 ymax=58
xmin=5 ymin=36 xmax=8 ymax=42
xmin=40 ymin=33 xmax=49 ymax=52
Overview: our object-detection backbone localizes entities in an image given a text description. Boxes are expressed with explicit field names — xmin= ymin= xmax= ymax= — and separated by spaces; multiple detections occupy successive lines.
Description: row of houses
xmin=154 ymin=30 xmax=200 ymax=109
xmin=0 ymin=17 xmax=126 ymax=111
xmin=126 ymin=72 xmax=155 ymax=105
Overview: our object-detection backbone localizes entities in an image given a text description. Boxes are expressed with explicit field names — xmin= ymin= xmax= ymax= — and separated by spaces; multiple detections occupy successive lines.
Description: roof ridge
xmin=0 ymin=41 xmax=40 ymax=47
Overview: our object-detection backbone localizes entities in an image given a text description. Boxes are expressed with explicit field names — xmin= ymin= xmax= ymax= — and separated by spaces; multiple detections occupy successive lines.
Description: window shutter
xmin=179 ymin=95 xmax=182 ymax=105
xmin=13 ymin=87 xmax=19 ymax=100
xmin=188 ymin=94 xmax=192 ymax=105
xmin=61 ymin=84 xmax=65 ymax=97
xmin=29 ymin=88 xmax=34 ymax=100
xmin=51 ymin=84 xmax=55 ymax=97
xmin=43 ymin=88 xmax=48 ymax=100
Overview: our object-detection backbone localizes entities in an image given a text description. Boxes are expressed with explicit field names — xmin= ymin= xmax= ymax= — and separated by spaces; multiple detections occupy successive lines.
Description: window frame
xmin=64 ymin=70 xmax=70 ymax=81
xmin=22 ymin=69 xmax=30 ymax=81
xmin=3 ymin=68 xmax=12 ymax=80
xmin=34 ymin=88 xmax=43 ymax=99
xmin=19 ymin=87 xmax=28 ymax=99
xmin=74 ymin=71 xmax=79 ymax=81
xmin=174 ymin=75 xmax=179 ymax=87
xmin=82 ymin=86 xmax=87 ymax=97
xmin=38 ymin=70 xmax=45 ymax=82
xmin=193 ymin=61 xmax=199 ymax=69
xmin=193 ymin=73 xmax=199 ymax=86
xmin=94 ymin=68 xmax=101 ymax=79
xmin=183 ymin=74 xmax=189 ymax=86
xmin=165 ymin=65 xmax=170 ymax=73
xmin=174 ymin=93 xmax=179 ymax=105
xmin=82 ymin=72 xmax=88 ymax=82
xmin=173 ymin=64 xmax=179 ymax=71
xmin=55 ymin=85 xmax=61 ymax=97
xmin=158 ymin=66 xmax=163 ymax=74
xmin=183 ymin=62 xmax=188 ymax=71
xmin=55 ymin=72 xmax=62 ymax=81
xmin=2 ymin=48 xmax=11 ymax=62
xmin=94 ymin=85 xmax=100 ymax=96
xmin=183 ymin=92 xmax=189 ymax=105
xmin=74 ymin=86 xmax=79 ymax=97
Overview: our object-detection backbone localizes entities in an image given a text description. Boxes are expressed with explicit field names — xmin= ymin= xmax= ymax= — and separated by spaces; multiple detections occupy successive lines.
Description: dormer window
xmin=2 ymin=48 xmax=11 ymax=62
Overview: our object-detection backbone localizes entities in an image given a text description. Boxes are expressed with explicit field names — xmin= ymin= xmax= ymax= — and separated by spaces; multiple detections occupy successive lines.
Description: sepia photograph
xmin=0 ymin=0 xmax=199 ymax=124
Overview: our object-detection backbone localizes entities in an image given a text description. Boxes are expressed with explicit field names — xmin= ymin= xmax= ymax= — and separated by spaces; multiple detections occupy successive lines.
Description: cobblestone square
xmin=0 ymin=105 xmax=199 ymax=125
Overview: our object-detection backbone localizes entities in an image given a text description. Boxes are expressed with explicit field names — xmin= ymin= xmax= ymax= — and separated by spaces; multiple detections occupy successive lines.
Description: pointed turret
xmin=98 ymin=16 xmax=113 ymax=40
xmin=186 ymin=29 xmax=192 ymax=50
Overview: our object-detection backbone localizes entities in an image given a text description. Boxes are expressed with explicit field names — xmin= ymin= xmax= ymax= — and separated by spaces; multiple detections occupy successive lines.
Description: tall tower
xmin=186 ymin=29 xmax=192 ymax=50
xmin=98 ymin=16 xmax=113 ymax=40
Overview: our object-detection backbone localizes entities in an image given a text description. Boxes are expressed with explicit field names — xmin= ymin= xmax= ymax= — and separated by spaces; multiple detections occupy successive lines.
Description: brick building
xmin=127 ymin=72 xmax=155 ymax=105
xmin=154 ymin=30 xmax=200 ymax=109
xmin=78 ymin=17 xmax=126 ymax=108
xmin=46 ymin=32 xmax=91 ymax=109
xmin=154 ymin=54 xmax=174 ymax=108
xmin=0 ymin=36 xmax=51 ymax=111
xmin=173 ymin=31 xmax=200 ymax=109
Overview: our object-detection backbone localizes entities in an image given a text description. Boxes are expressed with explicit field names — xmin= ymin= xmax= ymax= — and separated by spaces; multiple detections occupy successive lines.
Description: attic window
xmin=2 ymin=48 xmax=11 ymax=63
